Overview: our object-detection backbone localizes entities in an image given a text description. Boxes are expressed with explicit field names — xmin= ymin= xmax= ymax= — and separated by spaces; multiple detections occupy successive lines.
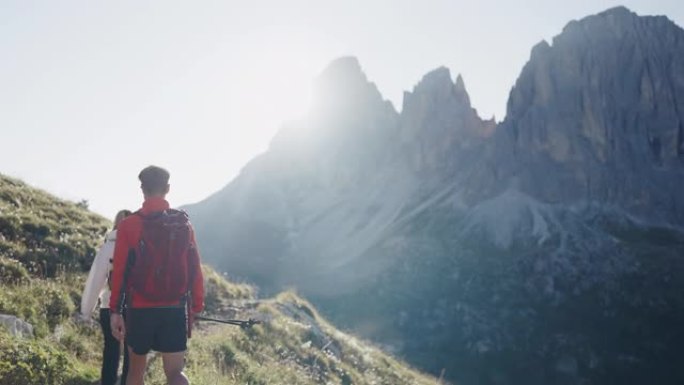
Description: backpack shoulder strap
xmin=116 ymin=248 xmax=137 ymax=314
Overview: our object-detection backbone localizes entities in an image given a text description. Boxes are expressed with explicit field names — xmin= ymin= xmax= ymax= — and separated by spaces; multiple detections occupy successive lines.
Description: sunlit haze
xmin=1 ymin=0 xmax=682 ymax=218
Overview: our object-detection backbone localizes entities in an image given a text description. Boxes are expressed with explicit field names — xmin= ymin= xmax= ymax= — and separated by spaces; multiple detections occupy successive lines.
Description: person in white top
xmin=81 ymin=209 xmax=132 ymax=385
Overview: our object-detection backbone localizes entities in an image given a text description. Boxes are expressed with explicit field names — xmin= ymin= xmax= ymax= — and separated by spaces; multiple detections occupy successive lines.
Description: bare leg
xmin=162 ymin=352 xmax=189 ymax=385
xmin=125 ymin=348 xmax=147 ymax=385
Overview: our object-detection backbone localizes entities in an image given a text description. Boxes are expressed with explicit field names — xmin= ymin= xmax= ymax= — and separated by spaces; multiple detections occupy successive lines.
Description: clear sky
xmin=1 ymin=0 xmax=682 ymax=219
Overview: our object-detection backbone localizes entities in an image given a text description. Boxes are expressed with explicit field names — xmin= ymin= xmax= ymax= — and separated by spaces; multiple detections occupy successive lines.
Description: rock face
xmin=186 ymin=7 xmax=684 ymax=385
xmin=0 ymin=314 xmax=34 ymax=338
xmin=498 ymin=6 xmax=684 ymax=221
xmin=399 ymin=67 xmax=495 ymax=173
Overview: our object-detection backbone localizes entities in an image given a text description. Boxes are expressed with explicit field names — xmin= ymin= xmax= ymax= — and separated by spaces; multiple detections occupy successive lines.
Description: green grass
xmin=138 ymin=291 xmax=439 ymax=385
xmin=1 ymin=267 xmax=440 ymax=385
xmin=0 ymin=173 xmax=440 ymax=385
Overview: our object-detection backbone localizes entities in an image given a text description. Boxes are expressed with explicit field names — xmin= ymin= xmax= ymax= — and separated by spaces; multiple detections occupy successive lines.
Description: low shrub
xmin=43 ymin=285 xmax=75 ymax=330
xmin=0 ymin=330 xmax=70 ymax=385
xmin=0 ymin=257 xmax=29 ymax=284
xmin=0 ymin=279 xmax=75 ymax=336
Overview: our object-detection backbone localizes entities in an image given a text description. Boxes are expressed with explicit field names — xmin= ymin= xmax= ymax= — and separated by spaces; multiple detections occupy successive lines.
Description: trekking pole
xmin=195 ymin=315 xmax=262 ymax=329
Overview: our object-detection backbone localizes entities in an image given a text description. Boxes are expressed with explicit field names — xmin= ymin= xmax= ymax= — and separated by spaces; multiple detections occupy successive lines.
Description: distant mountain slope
xmin=185 ymin=7 xmax=684 ymax=385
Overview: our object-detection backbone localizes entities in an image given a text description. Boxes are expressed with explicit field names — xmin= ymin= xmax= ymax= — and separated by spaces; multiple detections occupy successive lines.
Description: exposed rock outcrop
xmin=0 ymin=314 xmax=34 ymax=338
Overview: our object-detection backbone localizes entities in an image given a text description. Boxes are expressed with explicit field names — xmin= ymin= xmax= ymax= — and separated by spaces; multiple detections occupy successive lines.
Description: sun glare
xmin=232 ymin=27 xmax=336 ymax=128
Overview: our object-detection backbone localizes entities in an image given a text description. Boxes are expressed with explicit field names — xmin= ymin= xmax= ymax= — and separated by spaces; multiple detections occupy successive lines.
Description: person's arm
xmin=108 ymin=224 xmax=130 ymax=342
xmin=108 ymin=225 xmax=129 ymax=313
xmin=189 ymin=227 xmax=205 ymax=314
xmin=80 ymin=237 xmax=111 ymax=318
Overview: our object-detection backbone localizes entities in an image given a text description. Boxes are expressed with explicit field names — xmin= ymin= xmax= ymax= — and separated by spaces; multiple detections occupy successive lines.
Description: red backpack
xmin=126 ymin=209 xmax=198 ymax=303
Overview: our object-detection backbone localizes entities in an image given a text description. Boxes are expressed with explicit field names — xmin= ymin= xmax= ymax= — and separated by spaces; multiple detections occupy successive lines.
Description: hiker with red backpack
xmin=109 ymin=166 xmax=204 ymax=385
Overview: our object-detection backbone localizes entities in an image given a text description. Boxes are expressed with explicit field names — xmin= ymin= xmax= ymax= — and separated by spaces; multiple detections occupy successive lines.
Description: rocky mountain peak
xmin=405 ymin=67 xmax=472 ymax=109
xmin=398 ymin=68 xmax=494 ymax=172
xmin=401 ymin=68 xmax=466 ymax=121
xmin=454 ymin=74 xmax=469 ymax=103
xmin=581 ymin=5 xmax=637 ymax=28
xmin=599 ymin=5 xmax=633 ymax=16
xmin=269 ymin=57 xmax=399 ymax=165
xmin=311 ymin=56 xmax=394 ymax=119
xmin=314 ymin=56 xmax=365 ymax=89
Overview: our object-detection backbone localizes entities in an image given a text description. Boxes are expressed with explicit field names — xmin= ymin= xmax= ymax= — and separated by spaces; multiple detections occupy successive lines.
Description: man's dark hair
xmin=138 ymin=165 xmax=170 ymax=196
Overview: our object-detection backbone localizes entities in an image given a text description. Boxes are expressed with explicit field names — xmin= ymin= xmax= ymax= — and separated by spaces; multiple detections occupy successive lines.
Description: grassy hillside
xmin=0 ymin=174 xmax=440 ymax=385
xmin=0 ymin=174 xmax=109 ymax=277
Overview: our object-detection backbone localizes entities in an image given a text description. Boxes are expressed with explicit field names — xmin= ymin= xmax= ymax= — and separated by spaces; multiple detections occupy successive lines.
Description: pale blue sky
xmin=1 ymin=0 xmax=682 ymax=218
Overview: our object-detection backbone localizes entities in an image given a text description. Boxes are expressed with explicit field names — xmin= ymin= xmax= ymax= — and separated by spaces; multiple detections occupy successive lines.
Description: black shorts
xmin=126 ymin=307 xmax=187 ymax=355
